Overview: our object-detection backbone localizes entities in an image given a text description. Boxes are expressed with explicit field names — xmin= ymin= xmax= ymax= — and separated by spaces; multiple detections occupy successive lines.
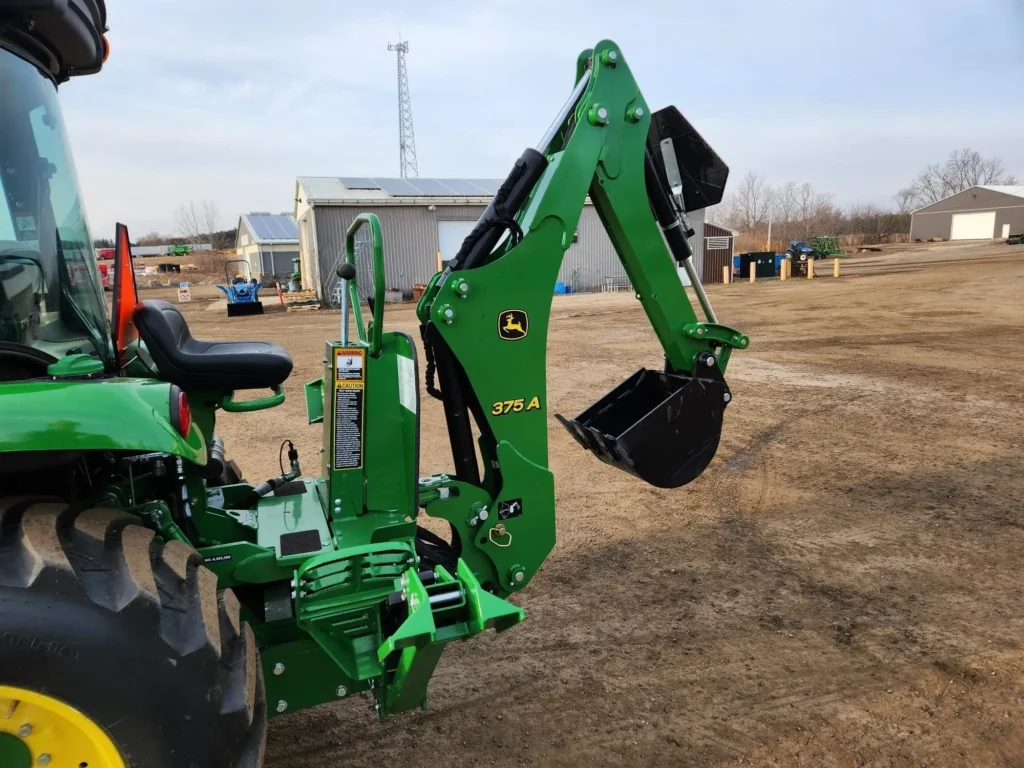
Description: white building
xmin=235 ymin=213 xmax=300 ymax=279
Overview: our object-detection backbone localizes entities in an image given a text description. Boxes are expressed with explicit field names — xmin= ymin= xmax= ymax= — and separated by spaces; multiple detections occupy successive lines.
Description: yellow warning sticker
xmin=335 ymin=348 xmax=365 ymax=382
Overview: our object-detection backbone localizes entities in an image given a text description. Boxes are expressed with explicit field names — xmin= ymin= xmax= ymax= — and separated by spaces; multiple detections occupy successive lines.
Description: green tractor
xmin=0 ymin=3 xmax=747 ymax=766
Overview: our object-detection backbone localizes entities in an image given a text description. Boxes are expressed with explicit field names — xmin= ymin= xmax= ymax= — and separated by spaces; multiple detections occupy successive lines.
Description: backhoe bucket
xmin=227 ymin=301 xmax=264 ymax=317
xmin=556 ymin=367 xmax=729 ymax=489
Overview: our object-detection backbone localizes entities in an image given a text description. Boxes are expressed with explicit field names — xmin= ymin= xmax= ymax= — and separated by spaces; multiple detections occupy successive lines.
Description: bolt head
xmin=635 ymin=106 xmax=644 ymax=117
xmin=459 ymin=282 xmax=468 ymax=292
xmin=444 ymin=308 xmax=454 ymax=318
xmin=17 ymin=724 xmax=31 ymax=738
xmin=478 ymin=509 xmax=488 ymax=521
xmin=273 ymin=662 xmax=285 ymax=676
xmin=37 ymin=756 xmax=51 ymax=767
xmin=608 ymin=50 xmax=618 ymax=60
xmin=723 ymin=392 xmax=732 ymax=403
xmin=514 ymin=571 xmax=524 ymax=583
xmin=597 ymin=107 xmax=608 ymax=120
xmin=705 ymin=356 xmax=715 ymax=367
xmin=276 ymin=700 xmax=288 ymax=713
xmin=336 ymin=686 xmax=347 ymax=698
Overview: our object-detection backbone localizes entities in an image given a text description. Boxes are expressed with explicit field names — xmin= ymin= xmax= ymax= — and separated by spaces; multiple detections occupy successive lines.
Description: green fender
xmin=0 ymin=378 xmax=206 ymax=463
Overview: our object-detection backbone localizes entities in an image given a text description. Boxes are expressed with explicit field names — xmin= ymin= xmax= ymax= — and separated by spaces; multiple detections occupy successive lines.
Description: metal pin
xmin=273 ymin=663 xmax=285 ymax=676
xmin=276 ymin=700 xmax=288 ymax=713
xmin=336 ymin=686 xmax=347 ymax=698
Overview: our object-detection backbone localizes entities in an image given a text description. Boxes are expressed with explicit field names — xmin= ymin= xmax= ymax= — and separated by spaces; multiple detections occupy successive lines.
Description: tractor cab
xmin=0 ymin=43 xmax=112 ymax=376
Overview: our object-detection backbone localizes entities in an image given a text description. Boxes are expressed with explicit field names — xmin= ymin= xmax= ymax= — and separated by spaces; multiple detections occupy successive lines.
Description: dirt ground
xmin=180 ymin=240 xmax=1024 ymax=767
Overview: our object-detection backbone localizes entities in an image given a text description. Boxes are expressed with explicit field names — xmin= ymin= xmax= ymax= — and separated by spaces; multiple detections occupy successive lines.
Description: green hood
xmin=0 ymin=377 xmax=205 ymax=464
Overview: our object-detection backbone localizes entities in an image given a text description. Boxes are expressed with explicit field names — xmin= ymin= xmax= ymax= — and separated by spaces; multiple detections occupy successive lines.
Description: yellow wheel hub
xmin=0 ymin=686 xmax=124 ymax=768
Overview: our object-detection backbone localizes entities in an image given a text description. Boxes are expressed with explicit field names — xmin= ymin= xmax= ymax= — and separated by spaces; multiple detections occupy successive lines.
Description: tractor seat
xmin=135 ymin=300 xmax=293 ymax=392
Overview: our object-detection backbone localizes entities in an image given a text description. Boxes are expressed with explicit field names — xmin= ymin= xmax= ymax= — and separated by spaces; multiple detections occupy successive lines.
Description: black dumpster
xmin=737 ymin=252 xmax=776 ymax=279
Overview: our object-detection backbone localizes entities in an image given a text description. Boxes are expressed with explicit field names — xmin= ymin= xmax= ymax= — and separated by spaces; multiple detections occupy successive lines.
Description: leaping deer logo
xmin=498 ymin=309 xmax=528 ymax=340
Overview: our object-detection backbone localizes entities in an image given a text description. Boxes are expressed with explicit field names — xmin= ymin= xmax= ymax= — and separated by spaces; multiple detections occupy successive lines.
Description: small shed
xmin=700 ymin=222 xmax=737 ymax=284
xmin=236 ymin=212 xmax=300 ymax=280
xmin=910 ymin=186 xmax=1024 ymax=241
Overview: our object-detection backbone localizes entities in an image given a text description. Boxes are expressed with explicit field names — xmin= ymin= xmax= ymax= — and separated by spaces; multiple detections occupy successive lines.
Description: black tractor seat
xmin=135 ymin=300 xmax=293 ymax=393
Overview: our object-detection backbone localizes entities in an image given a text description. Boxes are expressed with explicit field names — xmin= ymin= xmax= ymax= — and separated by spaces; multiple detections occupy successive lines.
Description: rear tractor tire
xmin=0 ymin=498 xmax=267 ymax=767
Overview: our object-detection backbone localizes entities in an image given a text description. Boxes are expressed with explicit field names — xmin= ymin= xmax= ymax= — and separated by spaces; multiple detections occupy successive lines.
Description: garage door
xmin=437 ymin=220 xmax=477 ymax=268
xmin=950 ymin=211 xmax=996 ymax=240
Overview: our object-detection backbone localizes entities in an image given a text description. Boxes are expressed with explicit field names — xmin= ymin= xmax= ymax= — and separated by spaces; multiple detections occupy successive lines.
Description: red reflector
xmin=174 ymin=390 xmax=192 ymax=438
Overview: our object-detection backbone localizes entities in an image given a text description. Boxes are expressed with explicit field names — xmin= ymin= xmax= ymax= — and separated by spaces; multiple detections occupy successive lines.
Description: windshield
xmin=0 ymin=46 xmax=112 ymax=363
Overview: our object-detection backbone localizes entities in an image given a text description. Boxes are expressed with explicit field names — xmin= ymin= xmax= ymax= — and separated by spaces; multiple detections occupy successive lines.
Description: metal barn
xmin=294 ymin=177 xmax=706 ymax=304
xmin=910 ymin=186 xmax=1024 ymax=241
xmin=235 ymin=213 xmax=300 ymax=280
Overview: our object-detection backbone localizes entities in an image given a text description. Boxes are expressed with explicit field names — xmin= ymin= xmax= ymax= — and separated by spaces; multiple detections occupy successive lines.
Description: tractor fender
xmin=0 ymin=378 xmax=206 ymax=464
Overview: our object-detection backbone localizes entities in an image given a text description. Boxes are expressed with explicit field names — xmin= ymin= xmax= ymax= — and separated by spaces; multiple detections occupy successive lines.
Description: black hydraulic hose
xmin=450 ymin=148 xmax=549 ymax=271
xmin=419 ymin=324 xmax=443 ymax=401
xmin=427 ymin=327 xmax=481 ymax=485
xmin=644 ymin=150 xmax=694 ymax=264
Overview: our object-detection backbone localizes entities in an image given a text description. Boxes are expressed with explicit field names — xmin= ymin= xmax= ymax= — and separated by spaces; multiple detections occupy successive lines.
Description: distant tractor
xmin=785 ymin=236 xmax=845 ymax=262
xmin=216 ymin=259 xmax=264 ymax=316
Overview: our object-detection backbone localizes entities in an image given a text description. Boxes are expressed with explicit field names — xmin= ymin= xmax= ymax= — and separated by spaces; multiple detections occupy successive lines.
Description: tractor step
xmin=227 ymin=301 xmax=264 ymax=317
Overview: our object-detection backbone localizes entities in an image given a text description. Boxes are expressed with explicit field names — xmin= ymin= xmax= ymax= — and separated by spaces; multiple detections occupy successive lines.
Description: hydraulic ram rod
xmin=643 ymin=150 xmax=718 ymax=324
xmin=536 ymin=69 xmax=593 ymax=153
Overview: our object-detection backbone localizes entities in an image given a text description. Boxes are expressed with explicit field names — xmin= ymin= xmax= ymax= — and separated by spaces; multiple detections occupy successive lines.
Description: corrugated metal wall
xmin=314 ymin=205 xmax=441 ymax=304
xmin=311 ymin=203 xmax=706 ymax=302
xmin=435 ymin=206 xmax=484 ymax=222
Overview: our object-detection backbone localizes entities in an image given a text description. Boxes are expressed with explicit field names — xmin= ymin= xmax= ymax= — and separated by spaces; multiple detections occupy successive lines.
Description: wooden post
xmin=749 ymin=268 xmax=756 ymax=284
xmin=807 ymin=259 xmax=814 ymax=280
xmin=833 ymin=258 xmax=840 ymax=278
xmin=436 ymin=251 xmax=443 ymax=272
xmin=723 ymin=265 xmax=730 ymax=284
xmin=780 ymin=259 xmax=787 ymax=281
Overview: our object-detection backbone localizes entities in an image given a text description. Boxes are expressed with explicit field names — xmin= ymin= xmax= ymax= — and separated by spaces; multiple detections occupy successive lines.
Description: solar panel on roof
xmin=406 ymin=179 xmax=453 ymax=196
xmin=338 ymin=177 xmax=381 ymax=190
xmin=432 ymin=179 xmax=472 ymax=195
xmin=476 ymin=180 xmax=504 ymax=195
xmin=267 ymin=217 xmax=289 ymax=239
xmin=377 ymin=178 xmax=421 ymax=196
xmin=247 ymin=214 xmax=298 ymax=242
xmin=249 ymin=216 xmax=273 ymax=241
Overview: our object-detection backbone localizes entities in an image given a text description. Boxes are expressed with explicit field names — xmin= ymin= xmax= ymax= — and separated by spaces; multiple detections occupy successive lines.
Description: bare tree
xmin=900 ymin=149 xmax=1017 ymax=208
xmin=720 ymin=171 xmax=773 ymax=231
xmin=175 ymin=201 xmax=220 ymax=247
xmin=893 ymin=187 xmax=917 ymax=214
xmin=135 ymin=231 xmax=166 ymax=246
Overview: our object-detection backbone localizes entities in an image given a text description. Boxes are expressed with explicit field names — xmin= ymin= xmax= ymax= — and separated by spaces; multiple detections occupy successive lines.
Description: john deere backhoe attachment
xmin=1 ymin=19 xmax=747 ymax=766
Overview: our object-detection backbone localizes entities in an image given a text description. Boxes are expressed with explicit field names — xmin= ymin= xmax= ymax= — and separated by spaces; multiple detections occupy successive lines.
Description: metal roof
xmin=240 ymin=212 xmax=299 ymax=244
xmin=912 ymin=185 xmax=1024 ymax=214
xmin=978 ymin=185 xmax=1024 ymax=199
xmin=705 ymin=221 xmax=739 ymax=236
xmin=297 ymin=176 xmax=504 ymax=205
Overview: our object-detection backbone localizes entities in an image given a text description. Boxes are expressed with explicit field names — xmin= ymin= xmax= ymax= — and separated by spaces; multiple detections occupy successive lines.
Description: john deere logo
xmin=498 ymin=309 xmax=528 ymax=340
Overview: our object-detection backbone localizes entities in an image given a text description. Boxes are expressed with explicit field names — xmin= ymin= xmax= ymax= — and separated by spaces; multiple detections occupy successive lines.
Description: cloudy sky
xmin=60 ymin=0 xmax=1024 ymax=239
